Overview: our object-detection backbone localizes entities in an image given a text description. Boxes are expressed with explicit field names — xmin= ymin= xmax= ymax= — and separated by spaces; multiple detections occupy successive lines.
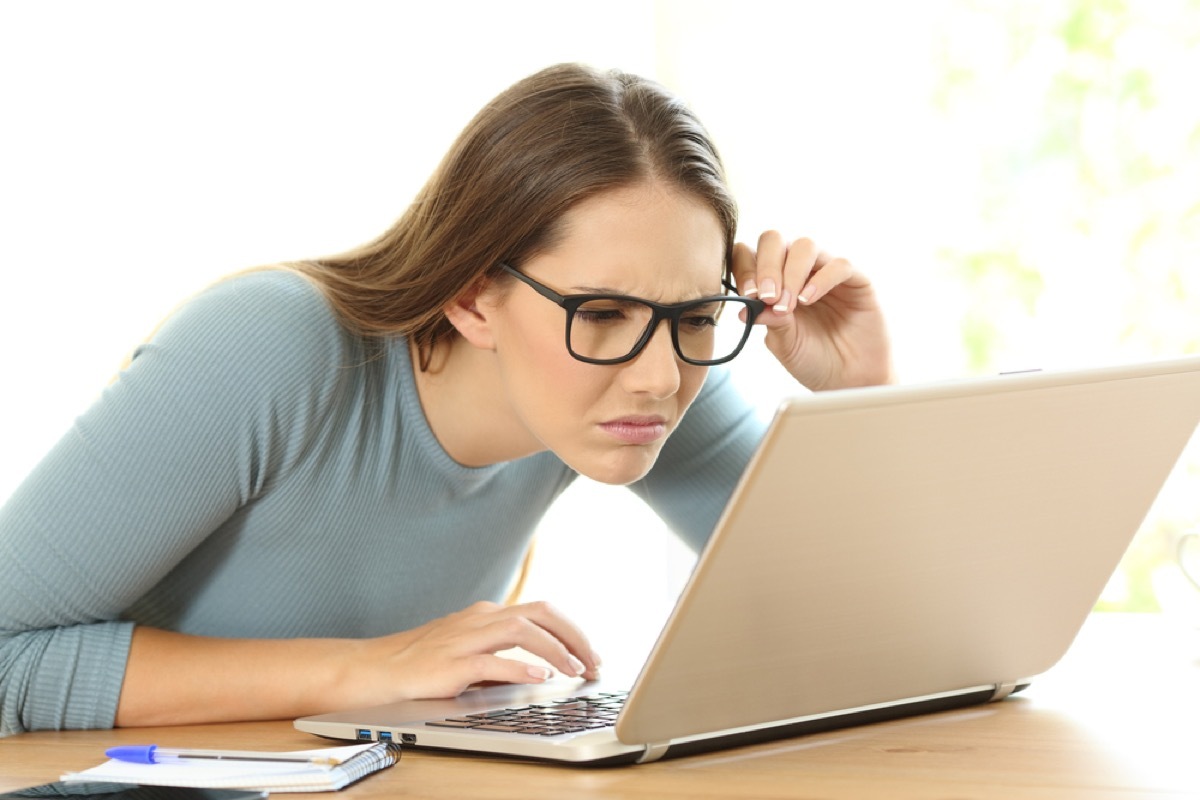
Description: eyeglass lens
xmin=568 ymin=297 xmax=746 ymax=364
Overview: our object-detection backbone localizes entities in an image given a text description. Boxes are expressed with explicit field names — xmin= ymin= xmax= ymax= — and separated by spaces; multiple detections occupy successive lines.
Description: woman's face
xmin=476 ymin=181 xmax=725 ymax=485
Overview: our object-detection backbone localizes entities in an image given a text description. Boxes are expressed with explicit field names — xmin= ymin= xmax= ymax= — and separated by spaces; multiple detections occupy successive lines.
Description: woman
xmin=0 ymin=63 xmax=892 ymax=734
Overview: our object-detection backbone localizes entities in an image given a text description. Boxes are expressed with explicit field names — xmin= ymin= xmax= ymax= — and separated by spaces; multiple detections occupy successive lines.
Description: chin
xmin=569 ymin=446 xmax=663 ymax=486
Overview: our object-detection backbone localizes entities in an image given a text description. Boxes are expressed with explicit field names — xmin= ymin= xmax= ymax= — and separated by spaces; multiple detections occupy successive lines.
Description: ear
xmin=443 ymin=280 xmax=501 ymax=351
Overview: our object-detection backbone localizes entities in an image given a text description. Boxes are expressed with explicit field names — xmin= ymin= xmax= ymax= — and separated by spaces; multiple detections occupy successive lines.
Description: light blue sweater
xmin=0 ymin=270 xmax=765 ymax=735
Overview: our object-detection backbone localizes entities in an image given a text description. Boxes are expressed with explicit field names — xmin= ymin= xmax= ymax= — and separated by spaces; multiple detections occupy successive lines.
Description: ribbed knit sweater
xmin=0 ymin=269 xmax=765 ymax=735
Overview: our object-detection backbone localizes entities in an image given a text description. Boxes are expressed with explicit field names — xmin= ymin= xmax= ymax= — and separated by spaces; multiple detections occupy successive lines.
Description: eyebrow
xmin=570 ymin=284 xmax=622 ymax=294
xmin=568 ymin=283 xmax=723 ymax=301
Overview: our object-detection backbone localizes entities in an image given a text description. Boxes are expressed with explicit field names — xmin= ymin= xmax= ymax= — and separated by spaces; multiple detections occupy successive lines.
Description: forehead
xmin=536 ymin=182 xmax=726 ymax=299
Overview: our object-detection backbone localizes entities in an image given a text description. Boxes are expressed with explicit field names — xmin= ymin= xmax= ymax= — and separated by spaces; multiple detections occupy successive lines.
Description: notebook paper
xmin=62 ymin=742 xmax=398 ymax=793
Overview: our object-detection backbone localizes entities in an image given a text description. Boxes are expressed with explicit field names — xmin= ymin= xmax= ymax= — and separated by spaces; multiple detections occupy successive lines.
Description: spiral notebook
xmin=61 ymin=742 xmax=399 ymax=793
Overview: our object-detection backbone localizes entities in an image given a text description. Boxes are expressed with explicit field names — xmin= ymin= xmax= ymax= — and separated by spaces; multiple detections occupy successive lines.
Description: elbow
xmin=0 ymin=623 xmax=131 ymax=735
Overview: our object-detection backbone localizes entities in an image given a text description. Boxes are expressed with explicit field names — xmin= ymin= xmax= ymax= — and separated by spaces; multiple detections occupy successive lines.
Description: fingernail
xmin=773 ymin=290 xmax=791 ymax=313
xmin=567 ymin=655 xmax=586 ymax=677
xmin=527 ymin=665 xmax=552 ymax=682
xmin=591 ymin=652 xmax=603 ymax=669
xmin=741 ymin=279 xmax=758 ymax=298
xmin=759 ymin=279 xmax=777 ymax=301
xmin=797 ymin=291 xmax=811 ymax=305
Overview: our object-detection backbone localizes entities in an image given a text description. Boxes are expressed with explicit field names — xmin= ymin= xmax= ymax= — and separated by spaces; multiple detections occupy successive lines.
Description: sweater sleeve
xmin=629 ymin=367 xmax=769 ymax=553
xmin=0 ymin=270 xmax=350 ymax=734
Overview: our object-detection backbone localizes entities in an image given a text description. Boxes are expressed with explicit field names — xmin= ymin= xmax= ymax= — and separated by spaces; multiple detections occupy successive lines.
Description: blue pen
xmin=106 ymin=745 xmax=340 ymax=766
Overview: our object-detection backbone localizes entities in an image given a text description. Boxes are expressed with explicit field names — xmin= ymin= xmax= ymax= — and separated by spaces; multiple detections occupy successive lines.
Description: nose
xmin=618 ymin=320 xmax=682 ymax=399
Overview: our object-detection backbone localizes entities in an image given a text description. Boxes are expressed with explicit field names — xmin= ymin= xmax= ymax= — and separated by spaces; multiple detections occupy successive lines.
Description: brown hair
xmin=294 ymin=62 xmax=737 ymax=370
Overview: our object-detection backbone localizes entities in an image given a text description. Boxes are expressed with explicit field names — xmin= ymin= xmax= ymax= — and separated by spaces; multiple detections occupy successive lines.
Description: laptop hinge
xmin=989 ymin=681 xmax=1019 ymax=702
xmin=636 ymin=742 xmax=670 ymax=764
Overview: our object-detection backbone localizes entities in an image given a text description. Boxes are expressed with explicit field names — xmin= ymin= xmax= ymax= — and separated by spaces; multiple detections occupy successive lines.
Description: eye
xmin=575 ymin=308 xmax=625 ymax=325
xmin=678 ymin=300 xmax=723 ymax=332
xmin=679 ymin=313 xmax=718 ymax=332
xmin=574 ymin=299 xmax=638 ymax=325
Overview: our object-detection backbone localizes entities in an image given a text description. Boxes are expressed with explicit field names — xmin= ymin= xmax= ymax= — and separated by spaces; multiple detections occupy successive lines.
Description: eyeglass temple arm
xmin=725 ymin=273 xmax=756 ymax=297
xmin=498 ymin=262 xmax=568 ymax=304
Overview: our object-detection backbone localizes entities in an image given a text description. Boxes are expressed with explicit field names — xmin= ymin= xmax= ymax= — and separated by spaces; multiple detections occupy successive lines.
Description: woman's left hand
xmin=732 ymin=232 xmax=894 ymax=391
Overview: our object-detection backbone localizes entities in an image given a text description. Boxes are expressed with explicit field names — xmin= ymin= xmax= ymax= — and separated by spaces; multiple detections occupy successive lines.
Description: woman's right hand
xmin=341 ymin=600 xmax=602 ymax=706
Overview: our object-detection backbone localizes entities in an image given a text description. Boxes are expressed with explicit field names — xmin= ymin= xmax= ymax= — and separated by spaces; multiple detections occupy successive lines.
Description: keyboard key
xmin=474 ymin=723 xmax=525 ymax=732
xmin=429 ymin=692 xmax=628 ymax=737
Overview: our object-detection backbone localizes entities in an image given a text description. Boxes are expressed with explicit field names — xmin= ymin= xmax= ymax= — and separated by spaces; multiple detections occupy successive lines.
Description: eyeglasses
xmin=498 ymin=262 xmax=766 ymax=366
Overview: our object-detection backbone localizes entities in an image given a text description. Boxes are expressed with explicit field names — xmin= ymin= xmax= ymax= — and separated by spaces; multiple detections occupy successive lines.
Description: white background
xmin=3 ymin=1 xmax=1197 ymax=662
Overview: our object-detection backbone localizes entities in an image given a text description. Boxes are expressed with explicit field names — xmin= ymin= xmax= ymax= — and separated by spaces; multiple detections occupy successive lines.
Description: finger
xmin=442 ymin=600 xmax=598 ymax=678
xmin=508 ymin=601 xmax=602 ymax=678
xmin=776 ymin=238 xmax=820 ymax=314
xmin=753 ymin=230 xmax=787 ymax=306
xmin=453 ymin=653 xmax=558 ymax=692
xmin=797 ymin=255 xmax=856 ymax=305
xmin=730 ymin=242 xmax=758 ymax=297
xmin=460 ymin=602 xmax=597 ymax=679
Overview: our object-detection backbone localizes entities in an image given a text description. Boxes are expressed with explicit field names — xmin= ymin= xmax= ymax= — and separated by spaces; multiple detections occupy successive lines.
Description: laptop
xmin=296 ymin=355 xmax=1200 ymax=765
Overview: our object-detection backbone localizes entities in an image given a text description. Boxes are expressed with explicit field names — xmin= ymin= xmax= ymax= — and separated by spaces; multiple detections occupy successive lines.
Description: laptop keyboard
xmin=424 ymin=691 xmax=629 ymax=736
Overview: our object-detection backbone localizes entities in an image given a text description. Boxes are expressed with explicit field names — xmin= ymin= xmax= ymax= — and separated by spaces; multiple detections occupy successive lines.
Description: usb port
xmin=378 ymin=731 xmax=393 ymax=741
xmin=356 ymin=729 xmax=372 ymax=740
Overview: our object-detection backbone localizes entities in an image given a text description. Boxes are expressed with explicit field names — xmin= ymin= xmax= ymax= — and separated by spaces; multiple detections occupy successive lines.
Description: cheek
xmin=506 ymin=322 xmax=606 ymax=409
xmin=494 ymin=300 xmax=570 ymax=376
xmin=522 ymin=330 xmax=582 ymax=385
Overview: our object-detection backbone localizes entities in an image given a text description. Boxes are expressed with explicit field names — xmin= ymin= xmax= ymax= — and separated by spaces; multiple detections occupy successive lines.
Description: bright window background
xmin=2 ymin=1 xmax=1197 ymax=665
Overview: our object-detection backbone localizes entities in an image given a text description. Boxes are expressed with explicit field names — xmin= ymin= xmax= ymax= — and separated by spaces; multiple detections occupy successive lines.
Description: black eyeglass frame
xmin=498 ymin=262 xmax=766 ymax=366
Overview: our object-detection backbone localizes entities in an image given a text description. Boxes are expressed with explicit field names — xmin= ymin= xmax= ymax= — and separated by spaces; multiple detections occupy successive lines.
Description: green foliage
xmin=933 ymin=0 xmax=1200 ymax=611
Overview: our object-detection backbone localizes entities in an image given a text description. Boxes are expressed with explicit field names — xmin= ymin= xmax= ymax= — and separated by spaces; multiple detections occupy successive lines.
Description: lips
xmin=598 ymin=415 xmax=669 ymax=445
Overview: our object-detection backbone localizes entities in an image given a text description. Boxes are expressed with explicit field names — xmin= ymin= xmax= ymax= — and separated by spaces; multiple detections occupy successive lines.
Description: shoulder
xmin=147 ymin=268 xmax=355 ymax=377
xmin=118 ymin=268 xmax=367 ymax=429
xmin=662 ymin=367 xmax=767 ymax=453
xmin=681 ymin=367 xmax=746 ymax=423
xmin=165 ymin=268 xmax=340 ymax=341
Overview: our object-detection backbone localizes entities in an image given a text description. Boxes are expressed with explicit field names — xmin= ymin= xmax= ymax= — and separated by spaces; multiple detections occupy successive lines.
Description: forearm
xmin=115 ymin=626 xmax=360 ymax=728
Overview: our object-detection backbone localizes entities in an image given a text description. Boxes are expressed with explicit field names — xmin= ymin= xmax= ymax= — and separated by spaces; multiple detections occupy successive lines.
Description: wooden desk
xmin=2 ymin=614 xmax=1198 ymax=799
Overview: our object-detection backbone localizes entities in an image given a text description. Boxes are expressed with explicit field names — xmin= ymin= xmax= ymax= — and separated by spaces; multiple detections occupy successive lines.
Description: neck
xmin=409 ymin=337 xmax=544 ymax=467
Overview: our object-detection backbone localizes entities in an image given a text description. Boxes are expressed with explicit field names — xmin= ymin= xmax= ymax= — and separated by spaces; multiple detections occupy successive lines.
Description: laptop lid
xmin=617 ymin=355 xmax=1200 ymax=744
xmin=296 ymin=355 xmax=1200 ymax=763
